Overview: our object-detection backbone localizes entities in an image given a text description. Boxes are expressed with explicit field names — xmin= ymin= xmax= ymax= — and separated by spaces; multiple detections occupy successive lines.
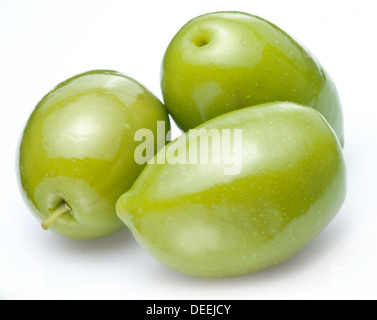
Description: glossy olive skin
xmin=161 ymin=11 xmax=344 ymax=146
xmin=18 ymin=70 xmax=170 ymax=240
xmin=116 ymin=102 xmax=346 ymax=278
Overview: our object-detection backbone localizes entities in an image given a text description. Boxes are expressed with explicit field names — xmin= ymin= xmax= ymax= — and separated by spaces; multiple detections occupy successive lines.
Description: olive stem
xmin=41 ymin=202 xmax=71 ymax=230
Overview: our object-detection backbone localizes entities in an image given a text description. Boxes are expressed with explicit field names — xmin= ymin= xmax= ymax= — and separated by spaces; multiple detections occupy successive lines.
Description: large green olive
xmin=18 ymin=70 xmax=170 ymax=240
xmin=117 ymin=102 xmax=346 ymax=278
xmin=161 ymin=11 xmax=344 ymax=145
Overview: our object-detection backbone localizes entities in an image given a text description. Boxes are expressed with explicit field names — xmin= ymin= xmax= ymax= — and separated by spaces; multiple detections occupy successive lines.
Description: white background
xmin=1 ymin=0 xmax=376 ymax=300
